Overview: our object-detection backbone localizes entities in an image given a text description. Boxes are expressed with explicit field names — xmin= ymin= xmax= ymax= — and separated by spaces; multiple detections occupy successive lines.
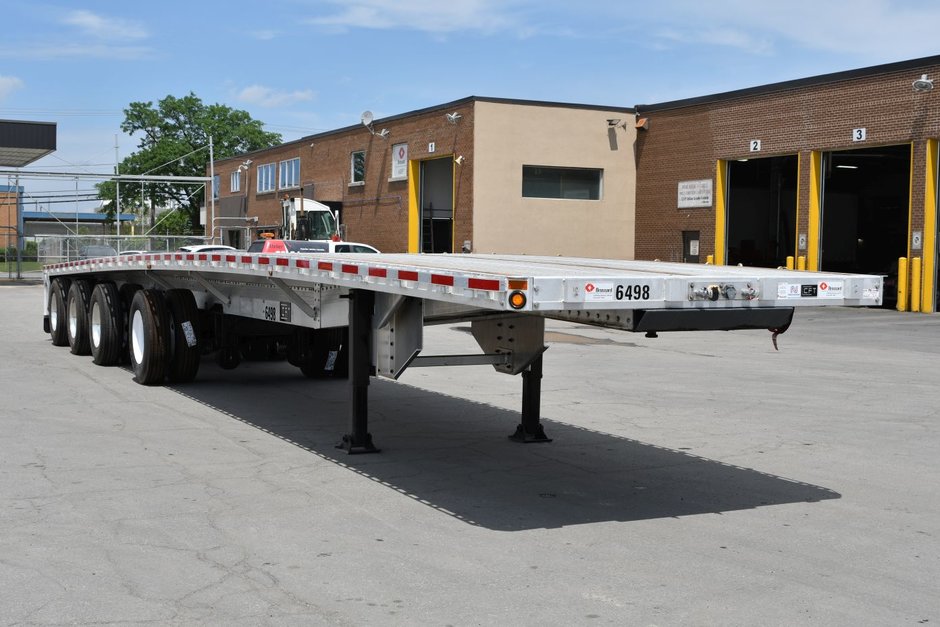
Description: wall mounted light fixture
xmin=913 ymin=74 xmax=934 ymax=92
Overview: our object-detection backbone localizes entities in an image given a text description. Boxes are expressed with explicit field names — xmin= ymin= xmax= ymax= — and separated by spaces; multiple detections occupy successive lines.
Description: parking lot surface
xmin=1 ymin=283 xmax=938 ymax=625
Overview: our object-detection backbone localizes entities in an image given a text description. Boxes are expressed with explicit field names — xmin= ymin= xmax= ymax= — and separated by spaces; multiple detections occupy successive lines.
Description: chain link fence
xmin=32 ymin=234 xmax=212 ymax=265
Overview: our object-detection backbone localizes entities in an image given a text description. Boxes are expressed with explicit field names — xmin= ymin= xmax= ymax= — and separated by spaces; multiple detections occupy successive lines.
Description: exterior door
xmin=682 ymin=231 xmax=700 ymax=263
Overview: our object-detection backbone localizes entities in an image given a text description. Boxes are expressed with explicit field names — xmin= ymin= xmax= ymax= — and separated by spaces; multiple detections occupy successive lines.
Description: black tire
xmin=118 ymin=284 xmax=142 ymax=364
xmin=48 ymin=278 xmax=71 ymax=347
xmin=165 ymin=289 xmax=201 ymax=383
xmin=299 ymin=328 xmax=348 ymax=378
xmin=66 ymin=279 xmax=93 ymax=355
xmin=128 ymin=289 xmax=170 ymax=385
xmin=217 ymin=345 xmax=241 ymax=370
xmin=287 ymin=329 xmax=312 ymax=367
xmin=89 ymin=282 xmax=123 ymax=366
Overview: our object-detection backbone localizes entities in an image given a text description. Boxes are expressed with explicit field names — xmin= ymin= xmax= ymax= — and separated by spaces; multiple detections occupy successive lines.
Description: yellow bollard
xmin=797 ymin=256 xmax=806 ymax=271
xmin=786 ymin=256 xmax=794 ymax=270
xmin=911 ymin=257 xmax=922 ymax=313
xmin=897 ymin=257 xmax=908 ymax=312
xmin=705 ymin=254 xmax=713 ymax=265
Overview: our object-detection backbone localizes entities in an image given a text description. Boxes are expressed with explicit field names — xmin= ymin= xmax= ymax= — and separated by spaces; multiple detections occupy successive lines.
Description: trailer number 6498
xmin=616 ymin=284 xmax=650 ymax=300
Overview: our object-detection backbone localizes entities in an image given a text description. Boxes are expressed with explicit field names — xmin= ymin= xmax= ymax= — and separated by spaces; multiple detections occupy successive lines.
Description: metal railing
xmin=32 ymin=234 xmax=212 ymax=266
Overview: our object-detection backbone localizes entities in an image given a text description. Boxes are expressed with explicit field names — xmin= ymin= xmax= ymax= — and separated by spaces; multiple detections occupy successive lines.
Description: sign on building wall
xmin=391 ymin=143 xmax=408 ymax=180
xmin=677 ymin=179 xmax=713 ymax=208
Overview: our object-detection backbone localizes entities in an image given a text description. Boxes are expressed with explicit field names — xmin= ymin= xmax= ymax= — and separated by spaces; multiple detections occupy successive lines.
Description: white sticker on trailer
xmin=777 ymin=283 xmax=801 ymax=299
xmin=584 ymin=282 xmax=615 ymax=301
xmin=818 ymin=280 xmax=843 ymax=298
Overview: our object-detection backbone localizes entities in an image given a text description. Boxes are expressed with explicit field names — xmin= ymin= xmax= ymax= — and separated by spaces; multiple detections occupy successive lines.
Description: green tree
xmin=97 ymin=93 xmax=281 ymax=232
xmin=153 ymin=208 xmax=192 ymax=236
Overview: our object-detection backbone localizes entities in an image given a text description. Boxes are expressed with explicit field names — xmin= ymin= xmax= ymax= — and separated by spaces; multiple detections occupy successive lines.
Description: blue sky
xmin=2 ymin=0 xmax=940 ymax=208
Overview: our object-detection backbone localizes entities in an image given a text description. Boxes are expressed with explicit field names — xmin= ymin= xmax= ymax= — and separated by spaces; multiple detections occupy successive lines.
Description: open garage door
xmin=726 ymin=155 xmax=798 ymax=267
xmin=821 ymin=145 xmax=910 ymax=307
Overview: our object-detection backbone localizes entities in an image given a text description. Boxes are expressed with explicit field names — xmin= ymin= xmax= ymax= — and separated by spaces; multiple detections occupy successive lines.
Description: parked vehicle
xmin=41 ymin=250 xmax=883 ymax=452
xmin=246 ymin=239 xmax=379 ymax=254
xmin=177 ymin=244 xmax=237 ymax=253
xmin=78 ymin=245 xmax=118 ymax=259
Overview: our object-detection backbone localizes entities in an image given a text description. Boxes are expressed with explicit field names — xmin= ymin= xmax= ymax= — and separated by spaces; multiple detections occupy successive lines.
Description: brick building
xmin=208 ymin=97 xmax=636 ymax=259
xmin=634 ymin=55 xmax=940 ymax=311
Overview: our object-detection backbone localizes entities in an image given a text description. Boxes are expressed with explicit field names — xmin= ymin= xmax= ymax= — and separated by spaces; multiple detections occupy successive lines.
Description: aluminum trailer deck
xmin=42 ymin=252 xmax=883 ymax=452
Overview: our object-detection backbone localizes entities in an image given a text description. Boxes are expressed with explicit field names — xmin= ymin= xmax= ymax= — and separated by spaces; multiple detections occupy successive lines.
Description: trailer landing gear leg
xmin=337 ymin=289 xmax=380 ymax=454
xmin=509 ymin=355 xmax=552 ymax=443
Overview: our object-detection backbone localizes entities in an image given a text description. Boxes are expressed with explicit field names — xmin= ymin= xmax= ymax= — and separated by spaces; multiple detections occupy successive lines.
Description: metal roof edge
xmin=219 ymin=96 xmax=635 ymax=165
xmin=636 ymin=54 xmax=940 ymax=113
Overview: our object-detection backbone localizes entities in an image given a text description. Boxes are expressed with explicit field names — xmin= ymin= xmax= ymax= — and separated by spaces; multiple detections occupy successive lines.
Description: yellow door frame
xmin=714 ymin=159 xmax=727 ymax=265
xmin=407 ymin=155 xmax=458 ymax=254
xmin=807 ymin=150 xmax=823 ymax=271
xmin=923 ymin=139 xmax=938 ymax=312
xmin=407 ymin=159 xmax=420 ymax=253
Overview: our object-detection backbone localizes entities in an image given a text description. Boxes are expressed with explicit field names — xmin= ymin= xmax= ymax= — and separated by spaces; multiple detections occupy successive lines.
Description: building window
xmin=257 ymin=163 xmax=275 ymax=193
xmin=350 ymin=151 xmax=365 ymax=185
xmin=522 ymin=166 xmax=602 ymax=200
xmin=212 ymin=174 xmax=220 ymax=199
xmin=279 ymin=157 xmax=300 ymax=189
xmin=230 ymin=171 xmax=241 ymax=193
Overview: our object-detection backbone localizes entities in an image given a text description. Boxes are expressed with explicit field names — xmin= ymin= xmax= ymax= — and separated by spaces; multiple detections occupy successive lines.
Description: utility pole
xmin=115 ymin=134 xmax=121 ymax=239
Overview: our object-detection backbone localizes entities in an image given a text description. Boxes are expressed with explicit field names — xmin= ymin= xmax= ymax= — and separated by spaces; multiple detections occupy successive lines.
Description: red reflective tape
xmin=225 ymin=254 xmax=236 ymax=262
xmin=468 ymin=278 xmax=500 ymax=291
xmin=341 ymin=263 xmax=359 ymax=274
xmin=431 ymin=274 xmax=454 ymax=286
xmin=185 ymin=254 xmax=195 ymax=261
xmin=276 ymin=257 xmax=289 ymax=266
xmin=176 ymin=254 xmax=184 ymax=261
xmin=198 ymin=254 xmax=208 ymax=261
xmin=368 ymin=267 xmax=387 ymax=278
xmin=258 ymin=256 xmax=270 ymax=265
xmin=296 ymin=259 xmax=310 ymax=269
xmin=398 ymin=270 xmax=418 ymax=281
xmin=241 ymin=255 xmax=252 ymax=263
xmin=163 ymin=254 xmax=172 ymax=261
xmin=318 ymin=261 xmax=333 ymax=271
xmin=211 ymin=254 xmax=221 ymax=262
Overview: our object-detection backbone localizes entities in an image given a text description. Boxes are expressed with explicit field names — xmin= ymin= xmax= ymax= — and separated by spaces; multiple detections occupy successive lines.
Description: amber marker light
xmin=509 ymin=290 xmax=527 ymax=309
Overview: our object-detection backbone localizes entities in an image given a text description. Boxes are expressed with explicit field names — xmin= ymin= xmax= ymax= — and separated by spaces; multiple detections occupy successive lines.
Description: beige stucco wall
xmin=472 ymin=101 xmax=636 ymax=259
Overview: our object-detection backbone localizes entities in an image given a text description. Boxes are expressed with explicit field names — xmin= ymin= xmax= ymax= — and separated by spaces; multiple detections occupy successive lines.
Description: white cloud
xmin=305 ymin=0 xmax=519 ymax=34
xmin=235 ymin=85 xmax=316 ymax=108
xmin=61 ymin=9 xmax=148 ymax=41
xmin=251 ymin=30 xmax=279 ymax=41
xmin=0 ymin=75 xmax=24 ymax=101
xmin=0 ymin=43 xmax=151 ymax=60
xmin=640 ymin=0 xmax=940 ymax=60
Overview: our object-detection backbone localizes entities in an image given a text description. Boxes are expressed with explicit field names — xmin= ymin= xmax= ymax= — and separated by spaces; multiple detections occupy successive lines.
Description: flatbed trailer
xmin=42 ymin=252 xmax=882 ymax=452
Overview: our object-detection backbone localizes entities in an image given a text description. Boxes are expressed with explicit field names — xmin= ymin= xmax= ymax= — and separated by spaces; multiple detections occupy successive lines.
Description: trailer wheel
xmin=49 ymin=278 xmax=71 ymax=346
xmin=165 ymin=289 xmax=201 ymax=383
xmin=299 ymin=328 xmax=348 ymax=378
xmin=129 ymin=289 xmax=169 ymax=385
xmin=66 ymin=279 xmax=93 ymax=355
xmin=118 ymin=284 xmax=142 ymax=364
xmin=89 ymin=282 xmax=123 ymax=366
xmin=217 ymin=346 xmax=241 ymax=370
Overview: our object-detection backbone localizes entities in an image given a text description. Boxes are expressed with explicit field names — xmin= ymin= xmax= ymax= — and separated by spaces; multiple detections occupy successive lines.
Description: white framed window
xmin=350 ymin=151 xmax=365 ymax=185
xmin=522 ymin=165 xmax=603 ymax=200
xmin=212 ymin=174 xmax=220 ymax=199
xmin=230 ymin=171 xmax=241 ymax=193
xmin=279 ymin=157 xmax=300 ymax=189
xmin=257 ymin=163 xmax=275 ymax=193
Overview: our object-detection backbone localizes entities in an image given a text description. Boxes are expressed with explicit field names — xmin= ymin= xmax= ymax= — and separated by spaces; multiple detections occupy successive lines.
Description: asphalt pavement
xmin=1 ymin=283 xmax=938 ymax=625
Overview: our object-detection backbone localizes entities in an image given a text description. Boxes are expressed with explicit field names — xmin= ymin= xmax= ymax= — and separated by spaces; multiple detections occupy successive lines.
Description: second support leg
xmin=338 ymin=289 xmax=380 ymax=454
xmin=509 ymin=355 xmax=552 ymax=443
